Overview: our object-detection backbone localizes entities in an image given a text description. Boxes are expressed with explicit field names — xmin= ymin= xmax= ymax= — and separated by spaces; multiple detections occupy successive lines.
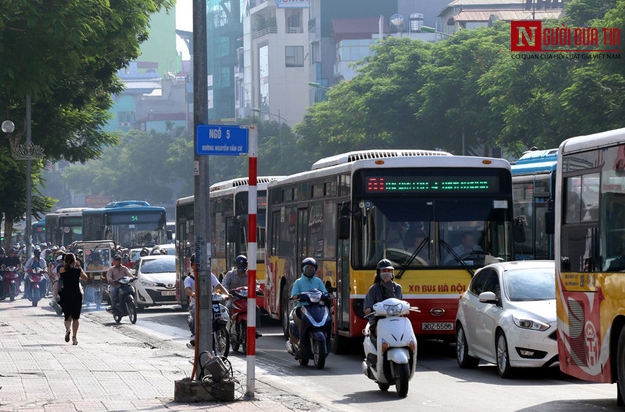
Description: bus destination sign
xmin=365 ymin=176 xmax=499 ymax=193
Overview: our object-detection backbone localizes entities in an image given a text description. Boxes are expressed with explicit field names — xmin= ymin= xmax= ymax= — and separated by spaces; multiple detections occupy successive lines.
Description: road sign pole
xmin=192 ymin=0 xmax=212 ymax=381
xmin=246 ymin=125 xmax=258 ymax=396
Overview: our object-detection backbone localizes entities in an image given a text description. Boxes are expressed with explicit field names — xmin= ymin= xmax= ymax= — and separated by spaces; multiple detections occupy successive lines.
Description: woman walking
xmin=58 ymin=253 xmax=87 ymax=345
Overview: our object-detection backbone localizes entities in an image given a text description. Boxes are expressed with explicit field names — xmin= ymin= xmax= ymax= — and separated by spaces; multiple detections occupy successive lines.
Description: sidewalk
xmin=0 ymin=298 xmax=313 ymax=412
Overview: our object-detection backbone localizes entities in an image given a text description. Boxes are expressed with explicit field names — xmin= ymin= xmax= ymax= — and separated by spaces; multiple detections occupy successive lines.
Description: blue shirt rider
xmin=289 ymin=257 xmax=327 ymax=345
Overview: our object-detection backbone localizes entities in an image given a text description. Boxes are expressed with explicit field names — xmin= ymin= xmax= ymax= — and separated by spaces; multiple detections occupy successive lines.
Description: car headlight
xmin=140 ymin=280 xmax=158 ymax=287
xmin=513 ymin=316 xmax=550 ymax=331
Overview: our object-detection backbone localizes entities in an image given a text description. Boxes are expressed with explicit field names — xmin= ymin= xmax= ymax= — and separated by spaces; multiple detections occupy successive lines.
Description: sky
xmin=176 ymin=0 xmax=193 ymax=59
xmin=176 ymin=0 xmax=193 ymax=31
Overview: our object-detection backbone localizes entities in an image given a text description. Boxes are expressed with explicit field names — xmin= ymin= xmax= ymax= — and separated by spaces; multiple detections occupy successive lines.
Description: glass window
xmin=285 ymin=46 xmax=304 ymax=67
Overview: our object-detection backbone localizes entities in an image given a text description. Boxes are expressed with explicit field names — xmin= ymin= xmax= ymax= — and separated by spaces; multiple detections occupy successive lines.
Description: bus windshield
xmin=352 ymin=196 xmax=511 ymax=269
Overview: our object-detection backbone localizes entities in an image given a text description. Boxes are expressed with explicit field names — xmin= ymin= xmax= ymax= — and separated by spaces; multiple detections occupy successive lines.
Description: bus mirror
xmin=338 ymin=216 xmax=350 ymax=240
xmin=545 ymin=211 xmax=555 ymax=235
xmin=513 ymin=217 xmax=526 ymax=243
xmin=227 ymin=225 xmax=238 ymax=243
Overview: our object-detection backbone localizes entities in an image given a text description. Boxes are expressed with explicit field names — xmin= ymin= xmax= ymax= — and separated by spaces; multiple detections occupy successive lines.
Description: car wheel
xmin=496 ymin=331 xmax=514 ymax=378
xmin=456 ymin=324 xmax=479 ymax=368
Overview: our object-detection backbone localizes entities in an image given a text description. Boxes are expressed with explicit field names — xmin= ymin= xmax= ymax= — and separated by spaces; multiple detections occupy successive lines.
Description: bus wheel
xmin=281 ymin=285 xmax=290 ymax=339
xmin=617 ymin=328 xmax=625 ymax=406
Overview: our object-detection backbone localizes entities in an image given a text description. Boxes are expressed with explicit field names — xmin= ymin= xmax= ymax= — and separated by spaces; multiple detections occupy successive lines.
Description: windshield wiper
xmin=395 ymin=238 xmax=429 ymax=279
xmin=439 ymin=239 xmax=475 ymax=277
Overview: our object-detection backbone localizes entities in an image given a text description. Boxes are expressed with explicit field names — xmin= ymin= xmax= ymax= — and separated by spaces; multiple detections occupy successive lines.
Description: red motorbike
xmin=1 ymin=266 xmax=20 ymax=302
xmin=229 ymin=285 xmax=263 ymax=353
xmin=27 ymin=266 xmax=47 ymax=307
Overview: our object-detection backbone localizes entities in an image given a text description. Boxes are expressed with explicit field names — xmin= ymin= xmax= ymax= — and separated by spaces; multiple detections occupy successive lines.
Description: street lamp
xmin=308 ymin=82 xmax=330 ymax=103
xmin=3 ymin=95 xmax=43 ymax=257
xmin=251 ymin=107 xmax=286 ymax=125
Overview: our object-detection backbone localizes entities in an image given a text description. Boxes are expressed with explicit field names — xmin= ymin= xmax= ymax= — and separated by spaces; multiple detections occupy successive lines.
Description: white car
xmin=455 ymin=260 xmax=558 ymax=378
xmin=134 ymin=255 xmax=177 ymax=309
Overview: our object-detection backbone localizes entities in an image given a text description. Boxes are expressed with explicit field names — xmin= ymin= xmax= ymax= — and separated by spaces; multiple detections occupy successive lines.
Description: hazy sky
xmin=176 ymin=0 xmax=193 ymax=31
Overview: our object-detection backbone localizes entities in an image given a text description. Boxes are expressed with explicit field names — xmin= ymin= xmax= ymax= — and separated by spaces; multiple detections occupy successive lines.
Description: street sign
xmin=196 ymin=124 xmax=248 ymax=156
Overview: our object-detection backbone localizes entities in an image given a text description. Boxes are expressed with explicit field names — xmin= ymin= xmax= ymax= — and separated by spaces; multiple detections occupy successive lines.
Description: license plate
xmin=422 ymin=322 xmax=454 ymax=331
xmin=161 ymin=290 xmax=176 ymax=296
xmin=93 ymin=275 xmax=101 ymax=280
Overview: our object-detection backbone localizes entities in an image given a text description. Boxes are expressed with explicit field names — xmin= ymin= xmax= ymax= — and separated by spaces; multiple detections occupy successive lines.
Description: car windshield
xmin=504 ymin=267 xmax=555 ymax=301
xmin=140 ymin=258 xmax=175 ymax=274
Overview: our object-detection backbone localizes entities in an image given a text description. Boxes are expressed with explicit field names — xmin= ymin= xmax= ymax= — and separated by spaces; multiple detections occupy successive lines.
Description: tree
xmin=0 ymin=0 xmax=174 ymax=245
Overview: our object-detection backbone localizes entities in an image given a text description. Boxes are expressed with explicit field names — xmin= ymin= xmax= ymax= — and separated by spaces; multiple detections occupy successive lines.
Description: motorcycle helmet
xmin=33 ymin=246 xmax=41 ymax=256
xmin=140 ymin=248 xmax=149 ymax=257
xmin=376 ymin=259 xmax=394 ymax=278
xmin=235 ymin=255 xmax=248 ymax=271
xmin=301 ymin=257 xmax=318 ymax=278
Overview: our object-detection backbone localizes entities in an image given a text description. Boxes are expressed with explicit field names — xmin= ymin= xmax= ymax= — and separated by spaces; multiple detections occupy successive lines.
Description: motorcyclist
xmin=23 ymin=246 xmax=47 ymax=299
xmin=289 ymin=257 xmax=327 ymax=346
xmin=222 ymin=254 xmax=262 ymax=337
xmin=363 ymin=259 xmax=403 ymax=336
xmin=185 ymin=254 xmax=228 ymax=346
xmin=106 ymin=255 xmax=133 ymax=313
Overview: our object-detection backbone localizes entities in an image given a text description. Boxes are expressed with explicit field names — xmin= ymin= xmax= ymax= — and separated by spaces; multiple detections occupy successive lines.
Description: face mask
xmin=380 ymin=271 xmax=393 ymax=282
xmin=237 ymin=265 xmax=247 ymax=272
xmin=304 ymin=266 xmax=316 ymax=278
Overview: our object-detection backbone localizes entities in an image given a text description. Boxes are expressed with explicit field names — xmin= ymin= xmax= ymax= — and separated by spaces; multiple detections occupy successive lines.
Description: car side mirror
xmin=478 ymin=291 xmax=498 ymax=304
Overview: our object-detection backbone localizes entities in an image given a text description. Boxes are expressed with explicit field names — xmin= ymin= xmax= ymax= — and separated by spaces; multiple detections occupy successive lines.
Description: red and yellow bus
xmin=174 ymin=176 xmax=284 ymax=308
xmin=554 ymin=127 xmax=625 ymax=404
xmin=264 ymin=150 xmax=516 ymax=352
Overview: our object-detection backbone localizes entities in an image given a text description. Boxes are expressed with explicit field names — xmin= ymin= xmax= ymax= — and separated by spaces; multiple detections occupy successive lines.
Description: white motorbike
xmin=362 ymin=298 xmax=419 ymax=398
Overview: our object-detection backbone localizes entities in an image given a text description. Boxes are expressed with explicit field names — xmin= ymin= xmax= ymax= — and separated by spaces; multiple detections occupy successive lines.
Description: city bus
xmin=174 ymin=176 xmax=285 ymax=308
xmin=554 ymin=127 xmax=625 ymax=404
xmin=264 ymin=149 xmax=517 ymax=351
xmin=511 ymin=148 xmax=557 ymax=260
xmin=45 ymin=207 xmax=91 ymax=247
xmin=32 ymin=219 xmax=46 ymax=244
xmin=82 ymin=201 xmax=167 ymax=249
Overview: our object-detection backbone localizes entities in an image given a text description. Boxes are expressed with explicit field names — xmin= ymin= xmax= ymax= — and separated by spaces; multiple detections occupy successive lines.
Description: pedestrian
xmin=58 ymin=253 xmax=87 ymax=345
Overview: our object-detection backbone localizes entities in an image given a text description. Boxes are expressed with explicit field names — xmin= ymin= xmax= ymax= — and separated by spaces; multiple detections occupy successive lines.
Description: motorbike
xmin=229 ymin=286 xmax=263 ymax=353
xmin=1 ymin=266 xmax=20 ymax=302
xmin=286 ymin=289 xmax=332 ymax=369
xmin=362 ymin=298 xmax=419 ymax=398
xmin=187 ymin=292 xmax=230 ymax=357
xmin=109 ymin=276 xmax=138 ymax=324
xmin=27 ymin=266 xmax=47 ymax=307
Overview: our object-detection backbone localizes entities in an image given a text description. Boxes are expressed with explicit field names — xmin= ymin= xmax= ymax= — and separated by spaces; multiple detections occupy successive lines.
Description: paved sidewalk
xmin=0 ymin=298 xmax=317 ymax=412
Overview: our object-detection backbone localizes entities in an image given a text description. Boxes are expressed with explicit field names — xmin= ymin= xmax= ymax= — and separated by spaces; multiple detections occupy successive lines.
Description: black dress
xmin=59 ymin=267 xmax=84 ymax=320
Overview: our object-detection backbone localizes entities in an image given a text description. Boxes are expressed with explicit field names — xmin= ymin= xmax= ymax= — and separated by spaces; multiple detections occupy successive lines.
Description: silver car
xmin=455 ymin=260 xmax=558 ymax=378
xmin=134 ymin=255 xmax=177 ymax=309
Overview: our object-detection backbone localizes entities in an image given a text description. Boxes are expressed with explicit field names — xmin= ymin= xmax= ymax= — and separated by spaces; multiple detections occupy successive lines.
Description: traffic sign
xmin=196 ymin=124 xmax=248 ymax=156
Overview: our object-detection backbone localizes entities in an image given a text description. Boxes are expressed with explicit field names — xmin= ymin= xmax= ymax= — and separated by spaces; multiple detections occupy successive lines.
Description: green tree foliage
xmin=0 ymin=0 xmax=173 ymax=243
xmin=295 ymin=0 xmax=625 ymax=159
xmin=62 ymin=128 xmax=192 ymax=206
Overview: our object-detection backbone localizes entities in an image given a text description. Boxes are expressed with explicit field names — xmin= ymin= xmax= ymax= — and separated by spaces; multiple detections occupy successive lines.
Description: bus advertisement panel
xmin=264 ymin=150 xmax=515 ymax=351
xmin=82 ymin=201 xmax=166 ymax=249
xmin=555 ymin=127 xmax=625 ymax=402
xmin=174 ymin=177 xmax=284 ymax=308
xmin=511 ymin=148 xmax=558 ymax=260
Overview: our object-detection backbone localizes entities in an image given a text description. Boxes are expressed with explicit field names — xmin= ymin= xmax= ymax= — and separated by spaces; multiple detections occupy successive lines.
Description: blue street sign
xmin=196 ymin=124 xmax=249 ymax=156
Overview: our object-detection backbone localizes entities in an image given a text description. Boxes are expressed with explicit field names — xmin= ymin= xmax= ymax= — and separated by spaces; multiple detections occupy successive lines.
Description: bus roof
xmin=311 ymin=149 xmax=452 ymax=170
xmin=511 ymin=149 xmax=558 ymax=175
xmin=209 ymin=176 xmax=286 ymax=192
xmin=105 ymin=200 xmax=150 ymax=208
xmin=560 ymin=127 xmax=625 ymax=154
xmin=272 ymin=154 xmax=511 ymax=187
